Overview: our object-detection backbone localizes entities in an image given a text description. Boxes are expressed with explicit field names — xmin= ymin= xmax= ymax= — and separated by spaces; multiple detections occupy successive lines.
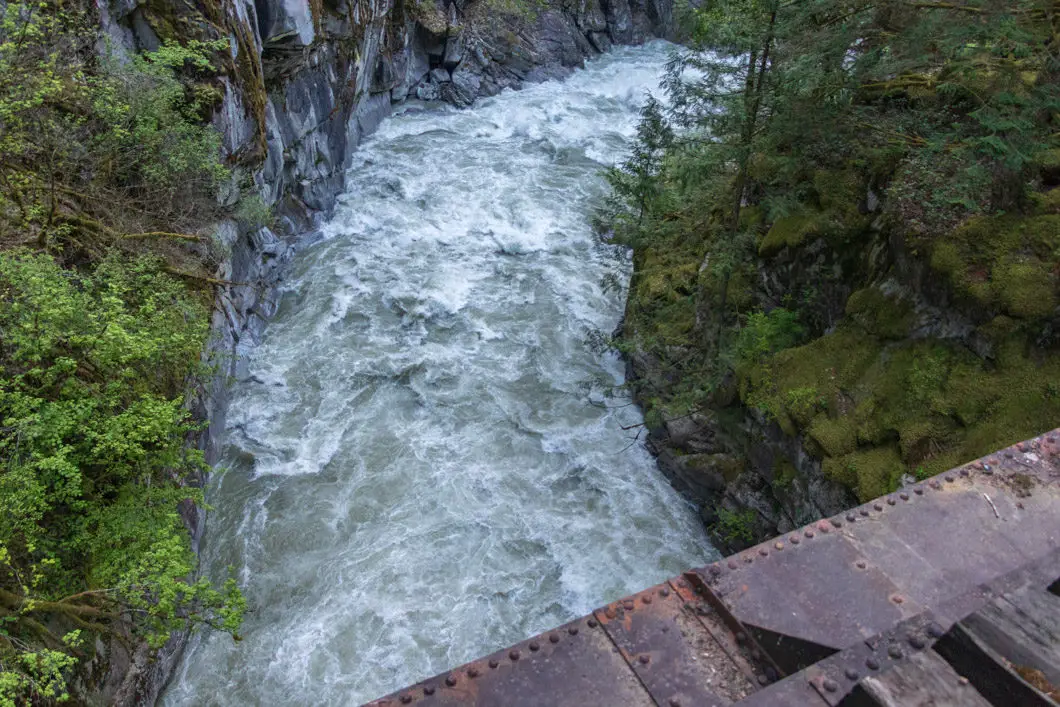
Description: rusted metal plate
xmin=706 ymin=429 xmax=1060 ymax=656
xmin=594 ymin=580 xmax=755 ymax=706
xmin=707 ymin=522 xmax=915 ymax=650
xmin=363 ymin=616 xmax=653 ymax=707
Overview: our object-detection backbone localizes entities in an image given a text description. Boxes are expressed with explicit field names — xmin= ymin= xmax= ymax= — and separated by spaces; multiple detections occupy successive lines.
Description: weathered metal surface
xmin=934 ymin=586 xmax=1060 ymax=706
xmin=364 ymin=428 xmax=1060 ymax=706
xmin=850 ymin=649 xmax=993 ymax=707
xmin=703 ymin=430 xmax=1060 ymax=658
xmin=363 ymin=616 xmax=654 ymax=707
xmin=593 ymin=580 xmax=754 ymax=707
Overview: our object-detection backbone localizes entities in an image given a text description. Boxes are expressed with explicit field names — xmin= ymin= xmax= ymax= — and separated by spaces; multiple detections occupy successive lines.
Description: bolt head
xmin=887 ymin=498 xmax=896 ymax=506
xmin=529 ymin=641 xmax=540 ymax=652
xmin=727 ymin=560 xmax=738 ymax=570
xmin=509 ymin=650 xmax=521 ymax=661
xmin=866 ymin=657 xmax=880 ymax=670
xmin=587 ymin=619 xmax=598 ymax=628
xmin=638 ymin=654 xmax=650 ymax=665
xmin=805 ymin=529 xmax=815 ymax=538
xmin=856 ymin=560 xmax=866 ymax=569
xmin=900 ymin=493 xmax=909 ymax=501
xmin=669 ymin=700 xmax=682 ymax=707
xmin=400 ymin=695 xmax=412 ymax=704
xmin=424 ymin=686 xmax=435 ymax=695
xmin=846 ymin=513 xmax=856 ymax=522
xmin=860 ymin=508 xmax=870 ymax=516
xmin=831 ymin=518 xmax=842 ymax=528
xmin=874 ymin=503 xmax=884 ymax=511
xmin=908 ymin=634 xmax=925 ymax=649
xmin=791 ymin=536 xmax=800 ymax=545
xmin=757 ymin=674 xmax=769 ymax=685
xmin=823 ymin=678 xmax=839 ymax=693
xmin=945 ymin=475 xmax=955 ymax=482
xmin=446 ymin=675 xmax=458 ymax=687
xmin=774 ymin=541 xmax=784 ymax=550
xmin=844 ymin=668 xmax=859 ymax=681
xmin=661 ymin=586 xmax=672 ymax=596
xmin=888 ymin=645 xmax=904 ymax=659
xmin=891 ymin=594 xmax=905 ymax=604
xmin=624 ymin=600 xmax=635 ymax=611
xmin=488 ymin=659 xmax=499 ymax=669
xmin=758 ymin=547 xmax=769 ymax=557
xmin=568 ymin=626 xmax=579 ymax=636
xmin=468 ymin=668 xmax=480 ymax=678
xmin=735 ymin=632 xmax=747 ymax=644
xmin=643 ymin=594 xmax=653 ymax=605
xmin=915 ymin=487 xmax=924 ymax=495
xmin=549 ymin=633 xmax=560 ymax=644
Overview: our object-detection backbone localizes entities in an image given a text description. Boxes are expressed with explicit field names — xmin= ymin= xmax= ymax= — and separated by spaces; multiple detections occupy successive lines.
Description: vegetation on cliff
xmin=0 ymin=4 xmax=244 ymax=703
xmin=604 ymin=0 xmax=1060 ymax=520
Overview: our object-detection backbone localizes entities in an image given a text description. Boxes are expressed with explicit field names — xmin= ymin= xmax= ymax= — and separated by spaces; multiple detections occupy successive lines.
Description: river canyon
xmin=163 ymin=43 xmax=717 ymax=706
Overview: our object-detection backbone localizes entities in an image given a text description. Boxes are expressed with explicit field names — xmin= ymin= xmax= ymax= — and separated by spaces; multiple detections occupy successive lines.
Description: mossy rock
xmin=992 ymin=258 xmax=1056 ymax=319
xmin=759 ymin=211 xmax=827 ymax=256
xmin=824 ymin=445 xmax=904 ymax=501
xmin=808 ymin=413 xmax=857 ymax=457
xmin=845 ymin=287 xmax=915 ymax=339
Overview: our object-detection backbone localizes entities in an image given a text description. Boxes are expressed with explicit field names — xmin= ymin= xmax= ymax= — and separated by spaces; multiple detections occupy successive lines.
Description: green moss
xmin=759 ymin=211 xmax=826 ymax=256
xmin=845 ymin=287 xmax=915 ymax=339
xmin=930 ymin=213 xmax=1060 ymax=321
xmin=825 ymin=446 xmax=904 ymax=501
xmin=785 ymin=386 xmax=825 ymax=426
xmin=808 ymin=414 xmax=857 ymax=457
xmin=992 ymin=258 xmax=1056 ymax=319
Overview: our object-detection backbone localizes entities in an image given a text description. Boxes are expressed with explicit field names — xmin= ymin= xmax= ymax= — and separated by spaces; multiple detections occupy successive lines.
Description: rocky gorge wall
xmin=87 ymin=0 xmax=673 ymax=702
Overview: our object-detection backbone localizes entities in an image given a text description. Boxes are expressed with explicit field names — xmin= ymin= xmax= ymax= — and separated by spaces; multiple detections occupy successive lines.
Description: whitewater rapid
xmin=163 ymin=41 xmax=717 ymax=706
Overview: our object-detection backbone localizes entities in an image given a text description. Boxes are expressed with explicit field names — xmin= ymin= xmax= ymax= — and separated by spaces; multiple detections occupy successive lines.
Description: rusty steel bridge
xmin=365 ymin=430 xmax=1060 ymax=706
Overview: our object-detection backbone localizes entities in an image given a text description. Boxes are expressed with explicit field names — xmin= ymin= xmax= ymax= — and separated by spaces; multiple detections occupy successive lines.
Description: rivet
xmin=509 ymin=650 xmax=520 ymax=661
xmin=446 ymin=675 xmax=458 ymax=687
xmin=757 ymin=674 xmax=769 ymax=685
xmin=759 ymin=548 xmax=769 ymax=557
xmin=624 ymin=600 xmax=635 ymax=611
xmin=468 ymin=667 xmax=480 ymax=678
xmin=568 ymin=626 xmax=579 ymax=636
xmin=945 ymin=475 xmax=955 ymax=483
xmin=606 ymin=608 xmax=617 ymax=619
xmin=844 ymin=668 xmax=859 ymax=681
xmin=900 ymin=493 xmax=909 ymax=501
xmin=1047 ymin=436 xmax=1056 ymax=444
xmin=751 ymin=648 xmax=762 ymax=660
xmin=908 ymin=634 xmax=925 ymax=649
xmin=661 ymin=586 xmax=672 ymax=597
xmin=846 ymin=513 xmax=856 ymax=522
xmin=791 ymin=536 xmax=800 ymax=545
xmin=774 ymin=541 xmax=784 ymax=550
xmin=669 ymin=700 xmax=682 ymax=707
xmin=887 ymin=498 xmax=896 ymax=506
xmin=642 ymin=595 xmax=653 ymax=605
xmin=959 ymin=468 xmax=969 ymax=477
xmin=866 ymin=657 xmax=880 ymax=670
xmin=727 ymin=560 xmax=738 ymax=570
xmin=856 ymin=560 xmax=866 ymax=569
xmin=930 ymin=480 xmax=940 ymax=489
xmin=818 ymin=521 xmax=831 ymax=533
xmin=915 ymin=487 xmax=924 ymax=495
xmin=1018 ymin=443 xmax=1027 ymax=452
xmin=1004 ymin=451 xmax=1014 ymax=459
xmin=549 ymin=633 xmax=560 ymax=644
xmin=888 ymin=645 xmax=904 ymax=659
xmin=891 ymin=595 xmax=905 ymax=604
xmin=927 ymin=623 xmax=945 ymax=638
xmin=860 ymin=508 xmax=870 ymax=516
xmin=805 ymin=529 xmax=815 ymax=538
xmin=529 ymin=641 xmax=540 ymax=652
xmin=874 ymin=503 xmax=884 ymax=511
xmin=831 ymin=518 xmax=842 ymax=528
xmin=424 ymin=686 xmax=435 ymax=695
xmin=744 ymin=555 xmax=754 ymax=563
xmin=488 ymin=659 xmax=499 ymax=669
xmin=587 ymin=619 xmax=598 ymax=628
xmin=959 ymin=677 xmax=969 ymax=686
xmin=735 ymin=632 xmax=747 ymax=644
xmin=638 ymin=654 xmax=650 ymax=665
xmin=400 ymin=695 xmax=412 ymax=704
xmin=982 ymin=466 xmax=993 ymax=475
xmin=823 ymin=678 xmax=839 ymax=693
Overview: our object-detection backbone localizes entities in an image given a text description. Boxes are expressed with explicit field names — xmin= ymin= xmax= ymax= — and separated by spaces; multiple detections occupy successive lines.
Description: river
xmin=163 ymin=41 xmax=717 ymax=706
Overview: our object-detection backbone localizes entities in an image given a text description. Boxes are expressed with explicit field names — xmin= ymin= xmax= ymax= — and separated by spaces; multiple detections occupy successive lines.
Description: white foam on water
xmin=163 ymin=41 xmax=718 ymax=707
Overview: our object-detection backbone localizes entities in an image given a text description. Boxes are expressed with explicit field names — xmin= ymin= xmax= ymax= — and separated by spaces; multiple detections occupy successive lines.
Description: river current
xmin=163 ymin=41 xmax=717 ymax=706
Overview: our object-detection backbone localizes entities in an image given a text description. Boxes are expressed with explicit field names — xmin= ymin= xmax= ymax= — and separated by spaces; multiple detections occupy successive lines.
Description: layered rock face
xmin=89 ymin=0 xmax=672 ymax=703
